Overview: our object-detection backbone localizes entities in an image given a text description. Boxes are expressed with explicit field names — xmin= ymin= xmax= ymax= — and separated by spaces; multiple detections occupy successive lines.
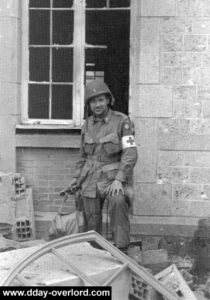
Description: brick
xmin=162 ymin=34 xmax=183 ymax=52
xmin=173 ymin=184 xmax=202 ymax=201
xmin=176 ymin=0 xmax=202 ymax=16
xmin=133 ymin=183 xmax=172 ymax=216
xmin=33 ymin=193 xmax=49 ymax=201
xmin=139 ymin=19 xmax=160 ymax=83
xmin=184 ymin=35 xmax=207 ymax=51
xmin=48 ymin=180 xmax=69 ymax=188
xmin=160 ymin=67 xmax=182 ymax=85
xmin=38 ymin=174 xmax=65 ymax=181
xmin=191 ymin=119 xmax=210 ymax=135
xmin=161 ymin=18 xmax=192 ymax=34
xmin=141 ymin=0 xmax=176 ymax=16
xmin=185 ymin=151 xmax=210 ymax=167
xmin=203 ymin=101 xmax=210 ymax=118
xmin=190 ymin=168 xmax=210 ymax=184
xmin=158 ymin=133 xmax=210 ymax=150
xmin=158 ymin=151 xmax=184 ymax=168
xmin=158 ymin=119 xmax=190 ymax=135
xmin=135 ymin=85 xmax=173 ymax=117
xmin=157 ymin=167 xmax=189 ymax=184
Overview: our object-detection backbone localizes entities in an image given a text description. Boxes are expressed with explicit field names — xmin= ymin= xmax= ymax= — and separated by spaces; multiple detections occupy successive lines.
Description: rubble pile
xmin=129 ymin=219 xmax=210 ymax=300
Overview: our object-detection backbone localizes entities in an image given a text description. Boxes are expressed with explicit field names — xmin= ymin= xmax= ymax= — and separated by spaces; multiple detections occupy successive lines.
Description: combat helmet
xmin=85 ymin=80 xmax=115 ymax=107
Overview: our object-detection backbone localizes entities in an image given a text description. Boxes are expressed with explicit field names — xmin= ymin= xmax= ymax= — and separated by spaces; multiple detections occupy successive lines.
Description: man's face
xmin=89 ymin=94 xmax=109 ymax=118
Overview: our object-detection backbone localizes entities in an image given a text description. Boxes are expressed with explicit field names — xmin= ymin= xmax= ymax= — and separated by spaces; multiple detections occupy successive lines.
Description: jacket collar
xmin=91 ymin=108 xmax=113 ymax=124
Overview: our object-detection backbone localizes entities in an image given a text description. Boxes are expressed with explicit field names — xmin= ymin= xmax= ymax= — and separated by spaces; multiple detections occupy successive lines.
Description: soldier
xmin=70 ymin=80 xmax=138 ymax=254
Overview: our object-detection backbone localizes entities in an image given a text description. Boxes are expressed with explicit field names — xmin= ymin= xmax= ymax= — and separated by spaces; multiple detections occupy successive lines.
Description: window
xmin=22 ymin=0 xmax=130 ymax=126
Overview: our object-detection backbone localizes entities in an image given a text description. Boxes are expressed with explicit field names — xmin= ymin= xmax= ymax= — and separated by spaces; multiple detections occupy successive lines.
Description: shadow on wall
xmin=189 ymin=217 xmax=210 ymax=280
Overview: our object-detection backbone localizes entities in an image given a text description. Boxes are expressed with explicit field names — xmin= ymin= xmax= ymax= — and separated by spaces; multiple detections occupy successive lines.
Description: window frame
xmin=21 ymin=0 xmax=85 ymax=126
xmin=21 ymin=0 xmax=132 ymax=127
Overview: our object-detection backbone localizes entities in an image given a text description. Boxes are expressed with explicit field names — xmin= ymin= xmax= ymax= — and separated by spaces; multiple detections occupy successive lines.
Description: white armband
xmin=122 ymin=135 xmax=136 ymax=149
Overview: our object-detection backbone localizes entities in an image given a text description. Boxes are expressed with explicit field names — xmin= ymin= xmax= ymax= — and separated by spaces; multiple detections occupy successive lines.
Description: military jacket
xmin=75 ymin=109 xmax=138 ymax=198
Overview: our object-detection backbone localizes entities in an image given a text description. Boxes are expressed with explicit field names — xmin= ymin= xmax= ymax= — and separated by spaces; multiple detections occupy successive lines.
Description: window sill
xmin=16 ymin=124 xmax=81 ymax=148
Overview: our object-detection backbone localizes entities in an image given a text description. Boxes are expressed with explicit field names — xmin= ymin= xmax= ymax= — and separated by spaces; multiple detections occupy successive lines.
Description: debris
xmin=155 ymin=264 xmax=197 ymax=300
xmin=141 ymin=249 xmax=168 ymax=266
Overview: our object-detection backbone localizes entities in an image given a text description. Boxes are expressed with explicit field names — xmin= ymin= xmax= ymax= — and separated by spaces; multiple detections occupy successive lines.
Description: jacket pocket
xmin=100 ymin=133 xmax=121 ymax=154
xmin=84 ymin=135 xmax=95 ymax=155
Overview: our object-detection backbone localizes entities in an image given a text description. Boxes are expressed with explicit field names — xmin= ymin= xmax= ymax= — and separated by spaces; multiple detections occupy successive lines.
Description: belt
xmin=87 ymin=154 xmax=120 ymax=163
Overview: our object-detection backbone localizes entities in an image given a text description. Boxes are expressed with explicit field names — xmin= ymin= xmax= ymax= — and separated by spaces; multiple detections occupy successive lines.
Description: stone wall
xmin=132 ymin=0 xmax=210 ymax=234
xmin=0 ymin=0 xmax=21 ymax=172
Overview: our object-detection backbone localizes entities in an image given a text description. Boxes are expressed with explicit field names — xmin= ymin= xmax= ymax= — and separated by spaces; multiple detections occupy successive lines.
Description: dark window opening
xmin=85 ymin=10 xmax=130 ymax=114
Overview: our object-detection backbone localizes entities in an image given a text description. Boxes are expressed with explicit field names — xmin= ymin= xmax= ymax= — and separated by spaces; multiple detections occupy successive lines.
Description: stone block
xmin=0 ymin=82 xmax=20 ymax=115
xmin=139 ymin=19 xmax=160 ymax=83
xmin=158 ymin=119 xmax=190 ymax=135
xmin=203 ymin=0 xmax=210 ymax=16
xmin=202 ymin=53 xmax=210 ymax=67
xmin=161 ymin=34 xmax=183 ymax=52
xmin=176 ymin=0 xmax=202 ymax=16
xmin=179 ymin=52 xmax=202 ymax=67
xmin=201 ymin=68 xmax=210 ymax=85
xmin=184 ymin=151 xmax=210 ymax=167
xmin=198 ymin=86 xmax=210 ymax=100
xmin=183 ymin=67 xmax=202 ymax=85
xmin=190 ymin=168 xmax=210 ymax=184
xmin=133 ymin=183 xmax=172 ymax=216
xmin=161 ymin=18 xmax=192 ymax=34
xmin=171 ymin=200 xmax=210 ymax=217
xmin=203 ymin=101 xmax=210 ymax=118
xmin=203 ymin=185 xmax=210 ymax=201
xmin=0 ymin=0 xmax=20 ymax=17
xmin=0 ymin=18 xmax=20 ymax=83
xmin=173 ymin=86 xmax=196 ymax=101
xmin=141 ymin=0 xmax=176 ymax=16
xmin=184 ymin=35 xmax=207 ymax=51
xmin=157 ymin=167 xmax=189 ymax=184
xmin=0 ymin=116 xmax=17 ymax=172
xmin=135 ymin=118 xmax=158 ymax=138
xmin=135 ymin=85 xmax=173 ymax=117
xmin=173 ymin=100 xmax=201 ymax=118
xmin=161 ymin=53 xmax=179 ymax=67
xmin=141 ymin=249 xmax=168 ymax=265
xmin=173 ymin=184 xmax=202 ymax=201
xmin=160 ymin=67 xmax=182 ymax=85
xmin=158 ymin=133 xmax=210 ymax=151
xmin=193 ymin=20 xmax=210 ymax=34
xmin=158 ymin=150 xmax=184 ymax=168
xmin=191 ymin=119 xmax=210 ymax=135
xmin=135 ymin=138 xmax=157 ymax=182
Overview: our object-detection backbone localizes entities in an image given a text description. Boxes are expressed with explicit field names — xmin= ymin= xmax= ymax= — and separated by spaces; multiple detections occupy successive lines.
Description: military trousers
xmin=82 ymin=188 xmax=130 ymax=249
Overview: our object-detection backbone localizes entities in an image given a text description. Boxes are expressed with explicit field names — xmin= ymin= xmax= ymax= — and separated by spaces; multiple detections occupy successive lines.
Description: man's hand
xmin=69 ymin=178 xmax=79 ymax=190
xmin=106 ymin=179 xmax=124 ymax=197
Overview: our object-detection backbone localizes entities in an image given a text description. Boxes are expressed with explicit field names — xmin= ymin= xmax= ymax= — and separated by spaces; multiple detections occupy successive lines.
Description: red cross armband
xmin=121 ymin=120 xmax=136 ymax=149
